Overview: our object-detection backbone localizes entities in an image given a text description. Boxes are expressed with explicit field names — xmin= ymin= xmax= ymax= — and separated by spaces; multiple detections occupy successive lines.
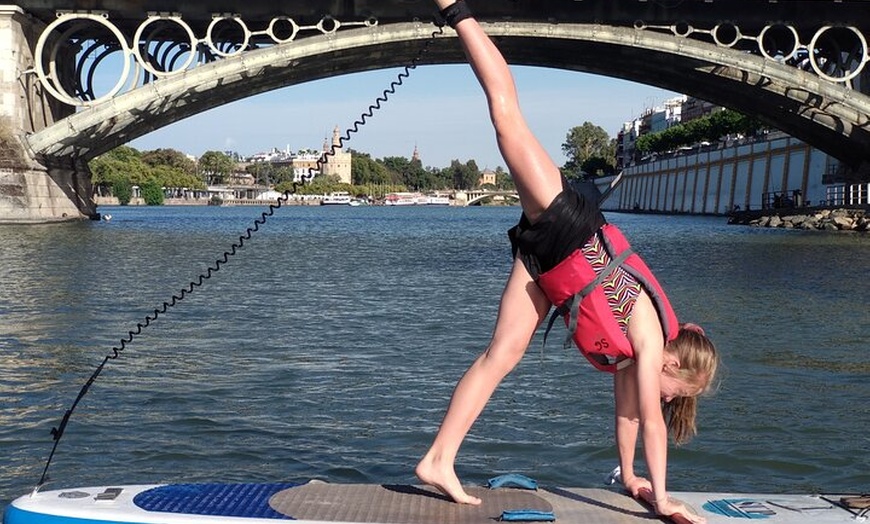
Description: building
xmin=248 ymin=126 xmax=352 ymax=184
xmin=680 ymin=96 xmax=718 ymax=123
xmin=478 ymin=168 xmax=497 ymax=187
xmin=321 ymin=126 xmax=352 ymax=184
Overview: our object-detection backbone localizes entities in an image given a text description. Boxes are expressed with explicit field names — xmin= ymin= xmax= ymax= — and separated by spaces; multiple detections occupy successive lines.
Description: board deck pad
xmin=134 ymin=483 xmax=300 ymax=518
xmin=269 ymin=483 xmax=552 ymax=523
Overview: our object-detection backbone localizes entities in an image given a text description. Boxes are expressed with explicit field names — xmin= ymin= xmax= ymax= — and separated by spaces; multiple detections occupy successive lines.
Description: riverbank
xmin=728 ymin=207 xmax=869 ymax=231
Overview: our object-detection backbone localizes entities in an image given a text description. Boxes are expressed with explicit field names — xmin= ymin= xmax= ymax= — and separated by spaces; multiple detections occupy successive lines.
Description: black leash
xmin=36 ymin=19 xmax=446 ymax=492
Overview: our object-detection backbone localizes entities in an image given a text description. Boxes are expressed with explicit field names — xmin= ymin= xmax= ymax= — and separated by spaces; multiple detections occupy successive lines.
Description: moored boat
xmin=321 ymin=192 xmax=353 ymax=205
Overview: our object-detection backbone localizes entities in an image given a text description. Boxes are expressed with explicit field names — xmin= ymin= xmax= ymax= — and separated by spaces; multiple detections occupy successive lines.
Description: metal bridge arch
xmin=465 ymin=191 xmax=520 ymax=206
xmin=26 ymin=20 xmax=870 ymax=169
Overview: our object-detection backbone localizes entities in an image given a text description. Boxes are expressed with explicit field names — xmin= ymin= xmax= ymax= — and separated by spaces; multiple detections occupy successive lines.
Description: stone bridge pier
xmin=0 ymin=5 xmax=95 ymax=223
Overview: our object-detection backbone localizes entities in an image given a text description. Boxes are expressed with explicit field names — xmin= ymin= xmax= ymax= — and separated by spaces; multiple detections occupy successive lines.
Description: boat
xmin=383 ymin=193 xmax=451 ymax=206
xmin=383 ymin=192 xmax=419 ymax=206
xmin=426 ymin=195 xmax=451 ymax=206
xmin=320 ymin=192 xmax=353 ymax=206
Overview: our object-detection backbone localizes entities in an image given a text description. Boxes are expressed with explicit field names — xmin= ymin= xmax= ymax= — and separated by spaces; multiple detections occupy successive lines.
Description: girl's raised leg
xmin=439 ymin=3 xmax=564 ymax=222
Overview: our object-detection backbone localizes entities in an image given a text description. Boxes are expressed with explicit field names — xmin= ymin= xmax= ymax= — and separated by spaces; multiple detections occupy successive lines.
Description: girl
xmin=415 ymin=2 xmax=719 ymax=523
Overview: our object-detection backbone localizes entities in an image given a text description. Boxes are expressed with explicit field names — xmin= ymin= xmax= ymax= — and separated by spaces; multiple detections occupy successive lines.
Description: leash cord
xmin=35 ymin=20 xmax=446 ymax=492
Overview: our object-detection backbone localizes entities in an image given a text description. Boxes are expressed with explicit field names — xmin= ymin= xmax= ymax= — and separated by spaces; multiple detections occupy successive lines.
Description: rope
xmin=35 ymin=21 xmax=446 ymax=492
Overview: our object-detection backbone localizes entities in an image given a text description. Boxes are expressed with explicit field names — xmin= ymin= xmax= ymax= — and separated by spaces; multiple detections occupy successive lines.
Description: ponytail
xmin=663 ymin=395 xmax=698 ymax=445
xmin=662 ymin=323 xmax=719 ymax=445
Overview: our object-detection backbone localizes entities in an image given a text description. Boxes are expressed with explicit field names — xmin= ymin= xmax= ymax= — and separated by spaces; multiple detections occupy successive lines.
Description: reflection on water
xmin=0 ymin=206 xmax=868 ymax=511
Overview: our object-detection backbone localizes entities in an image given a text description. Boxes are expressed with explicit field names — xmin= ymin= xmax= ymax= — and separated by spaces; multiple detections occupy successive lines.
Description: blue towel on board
xmin=487 ymin=473 xmax=538 ymax=490
xmin=499 ymin=509 xmax=556 ymax=521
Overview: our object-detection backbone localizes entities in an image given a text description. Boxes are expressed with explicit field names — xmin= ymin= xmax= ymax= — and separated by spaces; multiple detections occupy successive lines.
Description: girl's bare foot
xmin=415 ymin=455 xmax=482 ymax=505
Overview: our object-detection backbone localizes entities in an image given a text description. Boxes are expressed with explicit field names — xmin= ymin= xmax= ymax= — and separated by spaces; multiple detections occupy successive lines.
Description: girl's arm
xmin=614 ymin=368 xmax=650 ymax=495
xmin=627 ymin=293 xmax=669 ymax=504
xmin=628 ymin=294 xmax=705 ymax=523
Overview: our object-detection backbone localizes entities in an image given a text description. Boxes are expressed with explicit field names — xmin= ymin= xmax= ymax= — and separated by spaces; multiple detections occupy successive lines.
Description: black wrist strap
xmin=439 ymin=1 xmax=474 ymax=28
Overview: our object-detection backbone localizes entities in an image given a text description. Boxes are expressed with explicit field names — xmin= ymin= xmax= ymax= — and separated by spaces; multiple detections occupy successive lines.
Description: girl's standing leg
xmin=416 ymin=257 xmax=551 ymax=504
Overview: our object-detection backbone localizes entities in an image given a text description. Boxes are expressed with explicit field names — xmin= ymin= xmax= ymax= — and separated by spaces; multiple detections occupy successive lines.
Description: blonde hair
xmin=662 ymin=323 xmax=719 ymax=445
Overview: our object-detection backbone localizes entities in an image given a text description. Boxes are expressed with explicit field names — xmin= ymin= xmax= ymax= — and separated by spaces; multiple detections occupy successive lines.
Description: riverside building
xmin=604 ymin=96 xmax=863 ymax=215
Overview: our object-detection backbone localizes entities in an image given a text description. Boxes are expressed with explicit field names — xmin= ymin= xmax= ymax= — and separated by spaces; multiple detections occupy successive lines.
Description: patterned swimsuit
xmin=581 ymin=233 xmax=642 ymax=334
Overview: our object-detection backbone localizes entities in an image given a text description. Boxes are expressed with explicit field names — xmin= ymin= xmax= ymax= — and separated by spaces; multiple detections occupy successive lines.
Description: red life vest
xmin=537 ymin=224 xmax=679 ymax=373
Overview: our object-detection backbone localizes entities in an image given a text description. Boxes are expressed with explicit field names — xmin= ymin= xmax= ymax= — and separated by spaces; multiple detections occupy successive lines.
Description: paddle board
xmin=4 ymin=481 xmax=864 ymax=524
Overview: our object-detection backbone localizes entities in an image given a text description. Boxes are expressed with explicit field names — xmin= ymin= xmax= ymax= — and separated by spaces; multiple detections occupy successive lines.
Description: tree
xmin=113 ymin=178 xmax=133 ymax=205
xmin=351 ymin=151 xmax=391 ymax=185
xmin=448 ymin=159 xmax=480 ymax=190
xmin=562 ymin=122 xmax=613 ymax=178
xmin=198 ymin=150 xmax=235 ymax=185
xmin=381 ymin=156 xmax=416 ymax=187
xmin=140 ymin=178 xmax=164 ymax=205
xmin=635 ymin=108 xmax=763 ymax=154
xmin=141 ymin=148 xmax=195 ymax=175
xmin=494 ymin=166 xmax=515 ymax=190
xmin=581 ymin=155 xmax=617 ymax=178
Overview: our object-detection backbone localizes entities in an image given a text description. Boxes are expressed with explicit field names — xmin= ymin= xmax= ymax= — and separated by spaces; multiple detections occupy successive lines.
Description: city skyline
xmin=130 ymin=64 xmax=680 ymax=171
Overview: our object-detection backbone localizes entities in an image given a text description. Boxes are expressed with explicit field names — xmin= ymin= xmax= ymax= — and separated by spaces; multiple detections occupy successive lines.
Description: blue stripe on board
xmin=133 ymin=483 xmax=300 ymax=519
xmin=4 ymin=506 xmax=132 ymax=524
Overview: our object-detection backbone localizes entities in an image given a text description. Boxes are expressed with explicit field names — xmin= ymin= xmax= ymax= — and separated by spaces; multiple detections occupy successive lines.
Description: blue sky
xmin=130 ymin=64 xmax=679 ymax=170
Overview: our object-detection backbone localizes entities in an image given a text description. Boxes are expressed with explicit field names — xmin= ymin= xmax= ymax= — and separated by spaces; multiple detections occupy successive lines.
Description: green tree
xmin=581 ymin=156 xmax=617 ymax=177
xmin=89 ymin=145 xmax=149 ymax=198
xmin=198 ymin=150 xmax=235 ymax=185
xmin=113 ymin=178 xmax=133 ymax=205
xmin=142 ymin=148 xmax=195 ymax=175
xmin=562 ymin=122 xmax=613 ymax=178
xmin=140 ymin=178 xmax=164 ymax=205
xmin=448 ymin=159 xmax=480 ymax=190
xmin=381 ymin=156 xmax=419 ymax=187
xmin=636 ymin=108 xmax=763 ymax=154
xmin=494 ymin=166 xmax=515 ymax=190
xmin=351 ymin=151 xmax=391 ymax=185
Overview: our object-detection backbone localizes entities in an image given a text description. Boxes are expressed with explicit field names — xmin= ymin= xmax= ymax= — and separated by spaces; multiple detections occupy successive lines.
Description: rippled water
xmin=1 ymin=205 xmax=868 ymax=512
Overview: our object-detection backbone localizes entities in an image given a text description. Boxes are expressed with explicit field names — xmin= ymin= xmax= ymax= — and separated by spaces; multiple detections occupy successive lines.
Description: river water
xmin=1 ymin=204 xmax=868 ymax=512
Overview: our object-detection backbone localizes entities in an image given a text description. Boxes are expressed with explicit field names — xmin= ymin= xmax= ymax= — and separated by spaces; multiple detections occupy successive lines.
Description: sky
xmin=130 ymin=64 xmax=680 ymax=171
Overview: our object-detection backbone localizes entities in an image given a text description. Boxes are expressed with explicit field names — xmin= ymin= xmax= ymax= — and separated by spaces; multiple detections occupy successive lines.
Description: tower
xmin=322 ymin=125 xmax=352 ymax=184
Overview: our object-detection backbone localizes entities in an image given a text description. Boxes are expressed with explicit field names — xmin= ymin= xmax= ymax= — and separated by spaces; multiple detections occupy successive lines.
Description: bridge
xmin=459 ymin=189 xmax=519 ymax=206
xmin=1 ymin=1 xmax=869 ymax=222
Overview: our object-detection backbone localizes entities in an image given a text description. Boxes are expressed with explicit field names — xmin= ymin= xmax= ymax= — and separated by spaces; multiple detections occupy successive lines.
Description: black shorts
xmin=508 ymin=185 xmax=606 ymax=280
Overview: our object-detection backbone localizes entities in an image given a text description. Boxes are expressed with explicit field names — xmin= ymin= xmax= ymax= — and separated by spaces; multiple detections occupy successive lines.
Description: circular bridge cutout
xmin=206 ymin=16 xmax=251 ymax=58
xmin=133 ymin=15 xmax=197 ymax=78
xmin=808 ymin=25 xmax=868 ymax=82
xmin=712 ymin=23 xmax=742 ymax=48
xmin=759 ymin=24 xmax=800 ymax=61
xmin=317 ymin=16 xmax=340 ymax=34
xmin=671 ymin=22 xmax=693 ymax=38
xmin=268 ymin=17 xmax=299 ymax=43
xmin=34 ymin=12 xmax=131 ymax=106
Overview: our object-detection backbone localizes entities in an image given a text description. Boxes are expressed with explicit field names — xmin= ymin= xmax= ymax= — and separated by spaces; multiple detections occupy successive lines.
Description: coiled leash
xmin=35 ymin=17 xmax=447 ymax=493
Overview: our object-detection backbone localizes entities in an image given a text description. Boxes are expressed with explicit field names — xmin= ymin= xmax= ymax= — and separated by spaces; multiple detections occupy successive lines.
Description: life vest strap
xmin=541 ymin=242 xmax=634 ymax=349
